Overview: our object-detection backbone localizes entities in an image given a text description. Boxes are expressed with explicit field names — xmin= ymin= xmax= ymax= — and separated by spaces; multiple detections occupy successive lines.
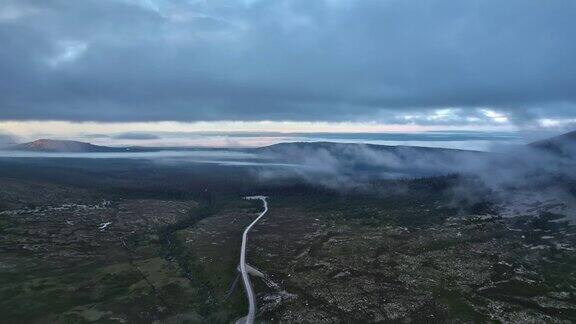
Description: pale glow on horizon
xmin=0 ymin=120 xmax=528 ymax=149
xmin=539 ymin=118 xmax=576 ymax=128
xmin=480 ymin=109 xmax=509 ymax=123
xmin=0 ymin=120 xmax=518 ymax=141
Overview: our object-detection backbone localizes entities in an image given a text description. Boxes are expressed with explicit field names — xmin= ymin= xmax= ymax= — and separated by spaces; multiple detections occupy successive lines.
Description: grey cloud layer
xmin=111 ymin=132 xmax=160 ymax=140
xmin=0 ymin=132 xmax=17 ymax=147
xmin=0 ymin=0 xmax=575 ymax=123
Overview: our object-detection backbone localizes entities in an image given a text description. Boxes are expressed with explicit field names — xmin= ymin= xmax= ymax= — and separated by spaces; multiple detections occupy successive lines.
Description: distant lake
xmin=0 ymin=150 xmax=304 ymax=168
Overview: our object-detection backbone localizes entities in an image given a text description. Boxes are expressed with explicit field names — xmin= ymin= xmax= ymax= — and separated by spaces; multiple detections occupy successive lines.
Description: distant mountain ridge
xmin=529 ymin=130 xmax=576 ymax=156
xmin=254 ymin=141 xmax=484 ymax=178
xmin=4 ymin=139 xmax=230 ymax=153
xmin=6 ymin=130 xmax=576 ymax=155
xmin=256 ymin=141 xmax=482 ymax=154
xmin=7 ymin=139 xmax=126 ymax=153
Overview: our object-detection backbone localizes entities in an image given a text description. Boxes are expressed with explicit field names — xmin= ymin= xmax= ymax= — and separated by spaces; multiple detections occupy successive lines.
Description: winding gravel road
xmin=239 ymin=196 xmax=268 ymax=324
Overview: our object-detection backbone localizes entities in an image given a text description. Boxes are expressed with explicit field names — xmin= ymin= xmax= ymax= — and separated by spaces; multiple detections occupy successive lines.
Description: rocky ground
xmin=247 ymin=200 xmax=576 ymax=323
xmin=0 ymin=178 xmax=208 ymax=323
xmin=1 ymin=175 xmax=575 ymax=323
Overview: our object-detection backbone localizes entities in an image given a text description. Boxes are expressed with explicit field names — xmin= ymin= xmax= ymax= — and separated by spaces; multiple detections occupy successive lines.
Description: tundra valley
xmin=2 ymin=2 xmax=576 ymax=322
xmin=1 ymin=131 xmax=575 ymax=323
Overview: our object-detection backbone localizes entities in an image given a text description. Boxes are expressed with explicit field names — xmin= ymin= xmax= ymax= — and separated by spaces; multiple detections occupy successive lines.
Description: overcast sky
xmin=1 ymin=0 xmax=575 ymax=141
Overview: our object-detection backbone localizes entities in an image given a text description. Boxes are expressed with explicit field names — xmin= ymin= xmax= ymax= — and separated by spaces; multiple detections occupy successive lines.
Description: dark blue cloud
xmin=0 ymin=0 xmax=575 ymax=125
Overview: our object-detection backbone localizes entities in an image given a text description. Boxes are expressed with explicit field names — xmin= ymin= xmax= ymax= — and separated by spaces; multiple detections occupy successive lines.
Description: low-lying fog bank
xmin=252 ymin=135 xmax=576 ymax=222
xmin=2 ymin=131 xmax=575 ymax=222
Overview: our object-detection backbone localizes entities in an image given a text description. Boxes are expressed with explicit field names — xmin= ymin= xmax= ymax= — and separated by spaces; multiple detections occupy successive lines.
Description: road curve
xmin=239 ymin=196 xmax=268 ymax=324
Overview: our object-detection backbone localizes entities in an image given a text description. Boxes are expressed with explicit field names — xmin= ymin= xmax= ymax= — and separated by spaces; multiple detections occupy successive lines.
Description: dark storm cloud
xmin=0 ymin=0 xmax=575 ymax=124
